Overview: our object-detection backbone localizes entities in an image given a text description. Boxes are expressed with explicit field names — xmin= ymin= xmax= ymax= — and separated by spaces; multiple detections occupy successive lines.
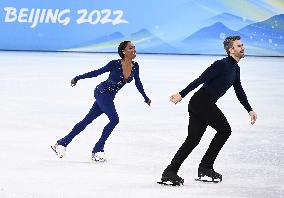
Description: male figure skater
xmin=159 ymin=36 xmax=257 ymax=186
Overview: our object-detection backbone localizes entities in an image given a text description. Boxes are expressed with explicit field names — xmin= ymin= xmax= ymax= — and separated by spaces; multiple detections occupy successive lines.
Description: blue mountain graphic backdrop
xmin=0 ymin=0 xmax=283 ymax=56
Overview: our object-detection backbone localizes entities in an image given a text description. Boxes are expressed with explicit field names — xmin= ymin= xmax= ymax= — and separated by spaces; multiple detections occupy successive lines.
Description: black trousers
xmin=166 ymin=88 xmax=231 ymax=173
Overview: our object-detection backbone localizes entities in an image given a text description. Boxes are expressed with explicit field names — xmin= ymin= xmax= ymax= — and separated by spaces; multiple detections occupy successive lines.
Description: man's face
xmin=230 ymin=40 xmax=245 ymax=59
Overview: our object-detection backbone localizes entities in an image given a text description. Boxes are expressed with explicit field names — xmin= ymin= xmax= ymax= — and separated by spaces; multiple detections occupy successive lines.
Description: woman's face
xmin=123 ymin=42 xmax=136 ymax=59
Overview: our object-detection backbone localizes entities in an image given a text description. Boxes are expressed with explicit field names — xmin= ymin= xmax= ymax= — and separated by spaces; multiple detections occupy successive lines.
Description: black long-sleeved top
xmin=179 ymin=56 xmax=252 ymax=112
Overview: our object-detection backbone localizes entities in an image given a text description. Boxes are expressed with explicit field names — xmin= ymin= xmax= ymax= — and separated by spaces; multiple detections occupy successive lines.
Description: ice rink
xmin=0 ymin=51 xmax=283 ymax=198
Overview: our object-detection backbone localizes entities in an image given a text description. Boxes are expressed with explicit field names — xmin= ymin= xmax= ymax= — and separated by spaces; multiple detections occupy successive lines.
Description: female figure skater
xmin=52 ymin=41 xmax=151 ymax=162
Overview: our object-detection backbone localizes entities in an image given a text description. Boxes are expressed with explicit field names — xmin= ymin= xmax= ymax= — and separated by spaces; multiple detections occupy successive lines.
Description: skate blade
xmin=195 ymin=178 xmax=221 ymax=183
xmin=157 ymin=181 xmax=180 ymax=186
xmin=51 ymin=145 xmax=56 ymax=152
xmin=91 ymin=158 xmax=107 ymax=163
xmin=157 ymin=180 xmax=183 ymax=186
xmin=91 ymin=160 xmax=107 ymax=163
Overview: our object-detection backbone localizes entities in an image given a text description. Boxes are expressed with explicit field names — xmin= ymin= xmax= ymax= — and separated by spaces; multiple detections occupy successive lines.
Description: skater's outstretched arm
xmin=170 ymin=61 xmax=221 ymax=105
xmin=70 ymin=60 xmax=115 ymax=87
xmin=179 ymin=61 xmax=222 ymax=98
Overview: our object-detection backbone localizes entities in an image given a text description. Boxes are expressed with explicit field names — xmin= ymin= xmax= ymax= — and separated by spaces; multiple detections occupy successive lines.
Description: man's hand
xmin=71 ymin=78 xmax=77 ymax=87
xmin=170 ymin=93 xmax=182 ymax=104
xmin=249 ymin=111 xmax=257 ymax=125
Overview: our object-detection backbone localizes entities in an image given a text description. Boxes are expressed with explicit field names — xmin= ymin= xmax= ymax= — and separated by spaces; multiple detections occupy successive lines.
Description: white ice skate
xmin=51 ymin=143 xmax=66 ymax=158
xmin=91 ymin=151 xmax=107 ymax=162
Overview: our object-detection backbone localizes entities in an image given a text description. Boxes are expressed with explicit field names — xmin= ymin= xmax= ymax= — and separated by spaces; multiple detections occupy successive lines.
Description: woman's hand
xmin=146 ymin=99 xmax=151 ymax=106
xmin=71 ymin=78 xmax=77 ymax=87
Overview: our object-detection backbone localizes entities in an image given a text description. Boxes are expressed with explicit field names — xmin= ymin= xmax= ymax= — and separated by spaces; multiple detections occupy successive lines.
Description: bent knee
xmin=223 ymin=127 xmax=231 ymax=138
xmin=110 ymin=116 xmax=119 ymax=125
xmin=218 ymin=124 xmax=231 ymax=137
xmin=225 ymin=130 xmax=231 ymax=138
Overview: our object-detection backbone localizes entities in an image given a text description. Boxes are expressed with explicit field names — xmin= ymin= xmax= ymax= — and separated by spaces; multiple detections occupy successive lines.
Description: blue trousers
xmin=57 ymin=93 xmax=119 ymax=153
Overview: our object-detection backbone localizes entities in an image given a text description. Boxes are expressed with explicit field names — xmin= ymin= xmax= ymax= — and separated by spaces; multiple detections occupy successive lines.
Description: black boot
xmin=197 ymin=166 xmax=222 ymax=182
xmin=159 ymin=170 xmax=184 ymax=186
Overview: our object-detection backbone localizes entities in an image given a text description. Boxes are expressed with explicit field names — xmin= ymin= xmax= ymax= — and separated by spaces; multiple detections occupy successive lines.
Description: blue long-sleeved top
xmin=179 ymin=56 xmax=252 ymax=112
xmin=74 ymin=59 xmax=150 ymax=103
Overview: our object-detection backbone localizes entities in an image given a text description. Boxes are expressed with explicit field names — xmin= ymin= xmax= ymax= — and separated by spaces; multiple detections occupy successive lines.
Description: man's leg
xmin=199 ymin=104 xmax=231 ymax=169
xmin=165 ymin=114 xmax=207 ymax=173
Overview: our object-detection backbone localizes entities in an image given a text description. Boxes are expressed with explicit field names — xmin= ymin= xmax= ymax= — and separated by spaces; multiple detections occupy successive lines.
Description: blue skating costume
xmin=57 ymin=59 xmax=150 ymax=153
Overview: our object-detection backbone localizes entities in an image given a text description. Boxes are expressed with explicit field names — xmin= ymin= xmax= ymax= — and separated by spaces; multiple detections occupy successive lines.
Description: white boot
xmin=91 ymin=151 xmax=106 ymax=162
xmin=51 ymin=143 xmax=66 ymax=158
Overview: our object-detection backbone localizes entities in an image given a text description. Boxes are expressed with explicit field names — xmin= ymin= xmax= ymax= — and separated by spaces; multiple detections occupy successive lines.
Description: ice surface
xmin=0 ymin=51 xmax=283 ymax=197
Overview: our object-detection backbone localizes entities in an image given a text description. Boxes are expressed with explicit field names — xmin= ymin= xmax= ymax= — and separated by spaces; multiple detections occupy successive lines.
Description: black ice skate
xmin=195 ymin=167 xmax=222 ymax=183
xmin=157 ymin=170 xmax=184 ymax=186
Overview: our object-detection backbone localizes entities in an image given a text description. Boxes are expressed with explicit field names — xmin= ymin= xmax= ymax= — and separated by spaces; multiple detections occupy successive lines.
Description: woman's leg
xmin=57 ymin=101 xmax=103 ymax=147
xmin=92 ymin=98 xmax=119 ymax=153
